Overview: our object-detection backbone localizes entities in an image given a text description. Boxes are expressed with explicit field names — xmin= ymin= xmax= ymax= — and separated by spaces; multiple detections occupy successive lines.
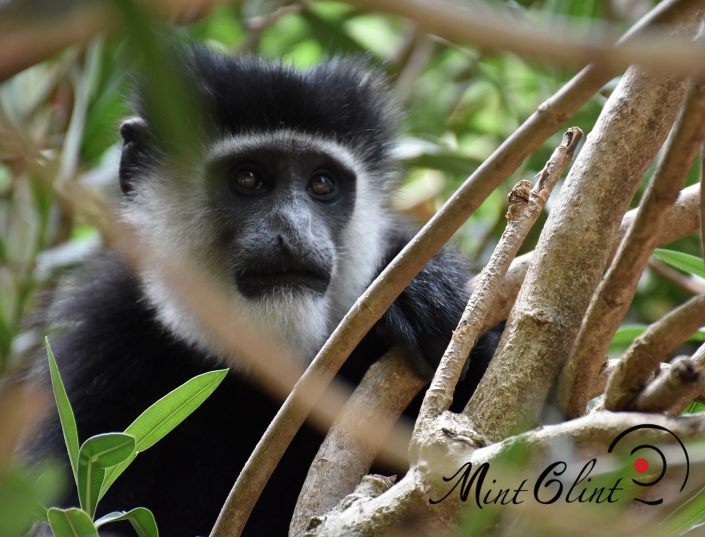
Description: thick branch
xmin=309 ymin=411 xmax=705 ymax=535
xmin=605 ymin=294 xmax=705 ymax=410
xmin=558 ymin=76 xmax=705 ymax=418
xmin=289 ymin=349 xmax=425 ymax=537
xmin=465 ymin=63 xmax=688 ymax=442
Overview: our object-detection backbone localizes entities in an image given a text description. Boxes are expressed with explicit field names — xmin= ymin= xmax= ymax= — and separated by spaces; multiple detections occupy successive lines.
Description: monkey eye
xmin=231 ymin=167 xmax=265 ymax=194
xmin=308 ymin=173 xmax=336 ymax=199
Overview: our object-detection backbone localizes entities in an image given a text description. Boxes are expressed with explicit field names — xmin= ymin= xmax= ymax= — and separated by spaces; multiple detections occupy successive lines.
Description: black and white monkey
xmin=26 ymin=46 xmax=499 ymax=536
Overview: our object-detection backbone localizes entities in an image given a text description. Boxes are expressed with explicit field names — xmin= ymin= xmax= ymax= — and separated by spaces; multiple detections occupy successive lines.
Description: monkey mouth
xmin=236 ymin=259 xmax=331 ymax=298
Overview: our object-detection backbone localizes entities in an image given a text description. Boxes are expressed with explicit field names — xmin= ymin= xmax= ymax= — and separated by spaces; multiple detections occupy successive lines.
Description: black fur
xmin=25 ymin=46 xmax=498 ymax=537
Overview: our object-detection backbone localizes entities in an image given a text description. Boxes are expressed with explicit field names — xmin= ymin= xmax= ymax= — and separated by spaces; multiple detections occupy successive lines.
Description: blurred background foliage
xmin=1 ymin=0 xmax=704 ymax=534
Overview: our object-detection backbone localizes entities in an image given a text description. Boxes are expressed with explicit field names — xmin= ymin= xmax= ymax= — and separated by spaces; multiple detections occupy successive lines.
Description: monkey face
xmin=205 ymin=135 xmax=357 ymax=300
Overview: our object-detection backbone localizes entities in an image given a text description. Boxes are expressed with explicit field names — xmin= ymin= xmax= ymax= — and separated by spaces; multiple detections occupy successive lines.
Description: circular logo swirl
xmin=607 ymin=424 xmax=689 ymax=505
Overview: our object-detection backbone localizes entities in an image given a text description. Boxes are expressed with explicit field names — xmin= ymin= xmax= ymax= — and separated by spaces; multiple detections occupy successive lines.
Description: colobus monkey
xmin=26 ymin=46 xmax=498 ymax=536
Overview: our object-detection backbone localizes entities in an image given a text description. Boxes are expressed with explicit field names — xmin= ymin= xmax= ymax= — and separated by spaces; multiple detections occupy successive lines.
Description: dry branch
xmin=344 ymin=0 xmax=705 ymax=75
xmin=465 ymin=62 xmax=689 ymax=442
xmin=631 ymin=357 xmax=703 ymax=413
xmin=418 ymin=128 xmax=582 ymax=426
xmin=212 ymin=5 xmax=705 ymax=534
xmin=605 ymin=294 xmax=705 ymax=411
xmin=289 ymin=348 xmax=425 ymax=537
xmin=479 ymin=184 xmax=703 ymax=333
xmin=558 ymin=75 xmax=705 ymax=418
xmin=308 ymin=411 xmax=705 ymax=535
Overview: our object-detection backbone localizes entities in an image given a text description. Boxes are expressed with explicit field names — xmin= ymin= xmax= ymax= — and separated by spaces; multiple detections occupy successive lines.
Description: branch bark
xmin=605 ymin=294 xmax=705 ymax=411
xmin=344 ymin=0 xmax=705 ymax=75
xmin=289 ymin=348 xmax=425 ymax=537
xmin=479 ymin=183 xmax=703 ymax=333
xmin=465 ymin=62 xmax=689 ymax=442
xmin=418 ymin=129 xmax=582 ymax=426
xmin=308 ymin=411 xmax=705 ymax=536
xmin=558 ymin=75 xmax=705 ymax=418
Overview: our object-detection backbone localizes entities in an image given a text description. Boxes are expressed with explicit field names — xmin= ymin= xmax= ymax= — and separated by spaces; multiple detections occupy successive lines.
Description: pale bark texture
xmin=558 ymin=76 xmax=705 ymax=417
xmin=464 ymin=64 xmax=687 ymax=442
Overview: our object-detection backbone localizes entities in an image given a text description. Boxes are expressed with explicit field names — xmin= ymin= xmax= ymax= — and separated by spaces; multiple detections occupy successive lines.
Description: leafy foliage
xmin=43 ymin=339 xmax=227 ymax=536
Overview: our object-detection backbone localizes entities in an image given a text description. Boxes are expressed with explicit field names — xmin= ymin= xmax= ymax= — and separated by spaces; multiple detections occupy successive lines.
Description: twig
xmin=211 ymin=4 xmax=705 ymax=533
xmin=417 ymin=128 xmax=582 ymax=425
xmin=344 ymin=0 xmax=705 ymax=75
xmin=631 ymin=356 xmax=703 ymax=413
xmin=605 ymin=294 xmax=705 ymax=410
xmin=649 ymin=257 xmax=705 ymax=295
xmin=289 ymin=348 xmax=425 ymax=537
xmin=558 ymin=75 xmax=705 ymax=418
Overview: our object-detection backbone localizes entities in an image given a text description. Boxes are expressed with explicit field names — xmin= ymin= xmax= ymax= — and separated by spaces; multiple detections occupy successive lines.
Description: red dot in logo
xmin=634 ymin=457 xmax=649 ymax=473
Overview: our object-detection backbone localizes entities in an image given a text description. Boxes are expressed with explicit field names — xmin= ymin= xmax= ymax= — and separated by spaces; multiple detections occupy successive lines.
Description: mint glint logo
xmin=430 ymin=424 xmax=690 ymax=507
xmin=607 ymin=424 xmax=690 ymax=505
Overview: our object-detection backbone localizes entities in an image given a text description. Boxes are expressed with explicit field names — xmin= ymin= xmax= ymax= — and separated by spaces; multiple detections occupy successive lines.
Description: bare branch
xmin=290 ymin=348 xmax=425 ymax=537
xmin=465 ymin=61 xmax=689 ymax=442
xmin=479 ymin=179 xmax=702 ymax=334
xmin=605 ymin=294 xmax=705 ymax=410
xmin=308 ymin=411 xmax=705 ymax=535
xmin=558 ymin=75 xmax=705 ymax=418
xmin=417 ymin=129 xmax=582 ymax=425
xmin=631 ymin=357 xmax=703 ymax=413
xmin=344 ymin=0 xmax=705 ymax=75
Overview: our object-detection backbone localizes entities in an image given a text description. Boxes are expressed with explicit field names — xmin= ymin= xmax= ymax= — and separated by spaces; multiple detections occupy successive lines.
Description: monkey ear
xmin=118 ymin=116 xmax=151 ymax=195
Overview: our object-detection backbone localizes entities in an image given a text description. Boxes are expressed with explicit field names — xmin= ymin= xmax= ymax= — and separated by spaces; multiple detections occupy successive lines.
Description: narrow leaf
xmin=99 ymin=369 xmax=227 ymax=498
xmin=95 ymin=507 xmax=159 ymax=537
xmin=77 ymin=433 xmax=136 ymax=518
xmin=47 ymin=508 xmax=98 ymax=537
xmin=653 ymin=249 xmax=705 ymax=279
xmin=46 ymin=338 xmax=80 ymax=482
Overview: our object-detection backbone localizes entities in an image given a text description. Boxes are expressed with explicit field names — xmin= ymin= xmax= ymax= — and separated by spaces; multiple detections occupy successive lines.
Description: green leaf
xmin=47 ymin=508 xmax=98 ymax=537
xmin=662 ymin=483 xmax=705 ymax=535
xmin=99 ymin=369 xmax=228 ymax=498
xmin=653 ymin=249 xmax=705 ymax=279
xmin=95 ymin=507 xmax=159 ymax=537
xmin=683 ymin=401 xmax=705 ymax=414
xmin=77 ymin=433 xmax=136 ymax=518
xmin=610 ymin=324 xmax=647 ymax=348
xmin=46 ymin=338 xmax=80 ymax=483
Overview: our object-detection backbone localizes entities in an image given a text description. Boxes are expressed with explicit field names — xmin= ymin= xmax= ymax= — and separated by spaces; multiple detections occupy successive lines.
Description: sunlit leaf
xmin=99 ymin=370 xmax=227 ymax=498
xmin=46 ymin=338 xmax=80 ymax=483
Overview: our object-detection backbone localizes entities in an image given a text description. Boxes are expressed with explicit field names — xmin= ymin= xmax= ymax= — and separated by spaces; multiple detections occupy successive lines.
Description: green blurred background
xmin=1 ymin=0 xmax=703 ymax=534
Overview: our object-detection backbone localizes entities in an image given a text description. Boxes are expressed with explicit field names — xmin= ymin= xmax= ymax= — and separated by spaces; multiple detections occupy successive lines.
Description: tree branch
xmin=308 ymin=411 xmax=705 ymax=535
xmin=605 ymin=294 xmax=705 ymax=410
xmin=417 ymin=129 xmax=582 ymax=426
xmin=289 ymin=348 xmax=425 ymax=537
xmin=344 ymin=0 xmax=705 ymax=75
xmin=465 ymin=61 xmax=689 ymax=442
xmin=479 ymin=184 xmax=703 ymax=333
xmin=558 ymin=74 xmax=705 ymax=418
xmin=631 ymin=356 xmax=703 ymax=413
